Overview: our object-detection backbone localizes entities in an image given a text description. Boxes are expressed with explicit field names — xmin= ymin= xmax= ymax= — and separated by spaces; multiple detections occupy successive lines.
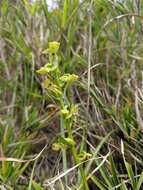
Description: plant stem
xmin=67 ymin=121 xmax=89 ymax=190
xmin=60 ymin=116 xmax=68 ymax=186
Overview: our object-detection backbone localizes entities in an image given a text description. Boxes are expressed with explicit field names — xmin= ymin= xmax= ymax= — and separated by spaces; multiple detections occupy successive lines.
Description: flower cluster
xmin=37 ymin=41 xmax=78 ymax=99
xmin=37 ymin=41 xmax=78 ymax=148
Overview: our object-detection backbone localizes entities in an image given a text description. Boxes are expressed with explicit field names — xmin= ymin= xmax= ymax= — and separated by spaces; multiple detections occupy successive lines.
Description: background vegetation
xmin=1 ymin=0 xmax=143 ymax=189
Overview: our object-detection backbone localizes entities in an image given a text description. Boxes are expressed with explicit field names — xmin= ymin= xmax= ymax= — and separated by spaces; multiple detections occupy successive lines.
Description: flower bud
xmin=49 ymin=41 xmax=60 ymax=54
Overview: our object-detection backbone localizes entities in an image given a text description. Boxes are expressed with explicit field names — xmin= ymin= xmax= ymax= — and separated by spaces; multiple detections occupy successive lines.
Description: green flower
xmin=43 ymin=78 xmax=62 ymax=97
xmin=60 ymin=73 xmax=78 ymax=84
xmin=70 ymin=104 xmax=78 ymax=116
xmin=61 ymin=106 xmax=69 ymax=117
xmin=52 ymin=137 xmax=75 ymax=151
xmin=52 ymin=143 xmax=62 ymax=151
xmin=49 ymin=41 xmax=60 ymax=54
xmin=36 ymin=63 xmax=57 ymax=74
xmin=79 ymin=151 xmax=92 ymax=161
xmin=61 ymin=104 xmax=78 ymax=119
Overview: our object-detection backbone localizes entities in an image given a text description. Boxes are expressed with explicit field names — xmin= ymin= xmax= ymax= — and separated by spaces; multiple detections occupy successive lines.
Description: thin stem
xmin=60 ymin=115 xmax=68 ymax=186
xmin=87 ymin=0 xmax=93 ymax=111
xmin=66 ymin=120 xmax=89 ymax=190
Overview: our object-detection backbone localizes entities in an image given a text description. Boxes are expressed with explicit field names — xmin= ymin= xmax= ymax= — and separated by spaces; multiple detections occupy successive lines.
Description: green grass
xmin=1 ymin=0 xmax=143 ymax=189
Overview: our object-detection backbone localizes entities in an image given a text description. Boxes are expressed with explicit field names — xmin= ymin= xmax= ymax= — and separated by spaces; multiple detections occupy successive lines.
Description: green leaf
xmin=85 ymin=130 xmax=114 ymax=174
xmin=120 ymin=181 xmax=128 ymax=190
xmin=109 ymin=155 xmax=119 ymax=185
xmin=91 ymin=176 xmax=107 ymax=190
xmin=62 ymin=0 xmax=68 ymax=28
xmin=136 ymin=171 xmax=143 ymax=190
xmin=124 ymin=160 xmax=136 ymax=189
xmin=28 ymin=160 xmax=37 ymax=190
xmin=32 ymin=180 xmax=44 ymax=190
xmin=95 ymin=159 xmax=113 ymax=188
xmin=1 ymin=0 xmax=8 ymax=16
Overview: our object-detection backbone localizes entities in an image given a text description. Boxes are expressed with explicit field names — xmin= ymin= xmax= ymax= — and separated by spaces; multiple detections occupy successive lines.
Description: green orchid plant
xmin=37 ymin=41 xmax=89 ymax=190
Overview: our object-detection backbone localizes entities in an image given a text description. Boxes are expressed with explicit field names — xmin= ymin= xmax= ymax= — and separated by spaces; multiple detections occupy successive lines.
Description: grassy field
xmin=1 ymin=0 xmax=143 ymax=189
